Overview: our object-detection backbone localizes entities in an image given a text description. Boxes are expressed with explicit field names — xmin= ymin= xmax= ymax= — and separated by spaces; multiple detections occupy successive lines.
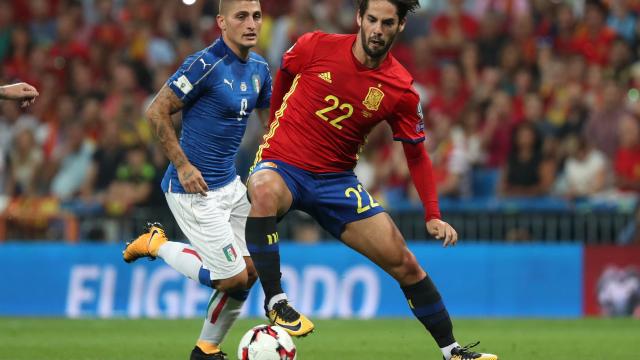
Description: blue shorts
xmin=251 ymin=160 xmax=386 ymax=239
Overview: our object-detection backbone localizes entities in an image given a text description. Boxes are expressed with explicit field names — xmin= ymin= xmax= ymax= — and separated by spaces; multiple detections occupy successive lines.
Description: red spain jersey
xmin=257 ymin=31 xmax=425 ymax=173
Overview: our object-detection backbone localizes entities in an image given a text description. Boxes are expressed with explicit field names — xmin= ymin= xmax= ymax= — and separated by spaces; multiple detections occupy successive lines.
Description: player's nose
xmin=246 ymin=17 xmax=257 ymax=30
xmin=371 ymin=21 xmax=383 ymax=35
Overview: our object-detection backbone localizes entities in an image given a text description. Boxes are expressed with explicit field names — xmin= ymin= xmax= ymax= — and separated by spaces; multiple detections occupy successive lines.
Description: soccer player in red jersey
xmin=246 ymin=1 xmax=498 ymax=359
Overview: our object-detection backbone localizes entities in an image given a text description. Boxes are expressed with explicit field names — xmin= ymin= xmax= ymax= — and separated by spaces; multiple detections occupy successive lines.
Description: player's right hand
xmin=177 ymin=162 xmax=209 ymax=196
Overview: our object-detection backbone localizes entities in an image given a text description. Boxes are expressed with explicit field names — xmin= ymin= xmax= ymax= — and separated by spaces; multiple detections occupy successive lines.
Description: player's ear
xmin=356 ymin=11 xmax=363 ymax=27
xmin=216 ymin=14 xmax=226 ymax=32
xmin=398 ymin=17 xmax=406 ymax=33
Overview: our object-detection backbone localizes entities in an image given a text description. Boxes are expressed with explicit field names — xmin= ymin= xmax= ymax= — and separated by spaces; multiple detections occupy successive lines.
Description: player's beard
xmin=361 ymin=27 xmax=397 ymax=59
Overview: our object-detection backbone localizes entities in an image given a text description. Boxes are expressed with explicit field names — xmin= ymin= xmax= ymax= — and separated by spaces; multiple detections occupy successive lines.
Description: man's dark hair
xmin=357 ymin=0 xmax=420 ymax=21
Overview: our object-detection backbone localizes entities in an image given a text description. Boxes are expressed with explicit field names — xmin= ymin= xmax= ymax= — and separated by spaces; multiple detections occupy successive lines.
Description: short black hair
xmin=219 ymin=0 xmax=260 ymax=15
xmin=357 ymin=0 xmax=420 ymax=21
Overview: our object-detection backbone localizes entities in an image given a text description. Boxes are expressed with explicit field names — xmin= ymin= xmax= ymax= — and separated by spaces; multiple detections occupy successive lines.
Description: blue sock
xmin=401 ymin=275 xmax=456 ymax=348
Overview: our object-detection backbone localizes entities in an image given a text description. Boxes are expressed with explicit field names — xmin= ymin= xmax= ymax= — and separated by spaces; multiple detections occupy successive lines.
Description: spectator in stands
xmin=607 ymin=0 xmax=636 ymax=42
xmin=556 ymin=136 xmax=608 ymax=199
xmin=430 ymin=0 xmax=479 ymax=60
xmin=453 ymin=105 xmax=485 ymax=167
xmin=571 ymin=0 xmax=616 ymax=65
xmin=481 ymin=91 xmax=516 ymax=168
xmin=102 ymin=60 xmax=147 ymax=125
xmin=499 ymin=123 xmax=556 ymax=197
xmin=410 ymin=36 xmax=440 ymax=92
xmin=468 ymin=0 xmax=530 ymax=21
xmin=49 ymin=123 xmax=95 ymax=201
xmin=614 ymin=113 xmax=640 ymax=192
xmin=28 ymin=0 xmax=56 ymax=47
xmin=460 ymin=41 xmax=480 ymax=90
xmin=523 ymin=93 xmax=554 ymax=137
xmin=427 ymin=62 xmax=469 ymax=126
xmin=509 ymin=14 xmax=537 ymax=66
xmin=475 ymin=11 xmax=506 ymax=68
xmin=584 ymin=80 xmax=627 ymax=159
xmin=551 ymin=3 xmax=577 ymax=58
xmin=4 ymin=125 xmax=42 ymax=196
xmin=103 ymin=144 xmax=155 ymax=216
xmin=607 ymin=38 xmax=633 ymax=82
xmin=429 ymin=112 xmax=471 ymax=198
xmin=3 ymin=25 xmax=37 ymax=86
xmin=80 ymin=120 xmax=125 ymax=206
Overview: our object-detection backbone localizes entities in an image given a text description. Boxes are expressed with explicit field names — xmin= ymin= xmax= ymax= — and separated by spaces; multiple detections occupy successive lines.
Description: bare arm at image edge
xmin=0 ymin=82 xmax=39 ymax=107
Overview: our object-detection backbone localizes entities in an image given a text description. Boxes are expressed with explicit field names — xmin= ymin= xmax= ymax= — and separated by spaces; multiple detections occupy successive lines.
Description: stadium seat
xmin=471 ymin=168 xmax=500 ymax=199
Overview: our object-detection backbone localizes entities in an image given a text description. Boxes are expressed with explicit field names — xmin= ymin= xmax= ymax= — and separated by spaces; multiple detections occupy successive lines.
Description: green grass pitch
xmin=0 ymin=318 xmax=636 ymax=359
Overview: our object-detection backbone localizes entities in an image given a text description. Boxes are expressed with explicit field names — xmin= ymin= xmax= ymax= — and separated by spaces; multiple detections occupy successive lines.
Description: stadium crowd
xmin=2 ymin=0 xmax=640 ymax=242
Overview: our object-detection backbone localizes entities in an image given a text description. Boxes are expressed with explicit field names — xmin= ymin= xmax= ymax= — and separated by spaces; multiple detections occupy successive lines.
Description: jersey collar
xmin=218 ymin=37 xmax=249 ymax=64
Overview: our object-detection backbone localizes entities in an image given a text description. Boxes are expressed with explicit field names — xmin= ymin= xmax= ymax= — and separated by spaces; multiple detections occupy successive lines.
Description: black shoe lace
xmin=452 ymin=341 xmax=481 ymax=359
xmin=273 ymin=300 xmax=300 ymax=322
xmin=211 ymin=351 xmax=227 ymax=360
xmin=144 ymin=221 xmax=165 ymax=233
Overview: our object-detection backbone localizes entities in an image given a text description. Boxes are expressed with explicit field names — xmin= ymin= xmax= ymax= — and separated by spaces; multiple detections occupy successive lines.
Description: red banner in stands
xmin=584 ymin=246 xmax=640 ymax=316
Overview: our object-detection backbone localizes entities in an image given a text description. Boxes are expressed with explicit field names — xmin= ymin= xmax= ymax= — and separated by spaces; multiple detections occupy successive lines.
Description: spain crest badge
xmin=362 ymin=87 xmax=385 ymax=111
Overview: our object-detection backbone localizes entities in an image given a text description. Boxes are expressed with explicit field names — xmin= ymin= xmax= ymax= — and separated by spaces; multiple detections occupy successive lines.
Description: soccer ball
xmin=237 ymin=324 xmax=297 ymax=360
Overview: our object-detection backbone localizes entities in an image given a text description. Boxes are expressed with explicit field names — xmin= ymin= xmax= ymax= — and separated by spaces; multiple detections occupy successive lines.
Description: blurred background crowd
xmin=2 ymin=0 xmax=640 ymax=243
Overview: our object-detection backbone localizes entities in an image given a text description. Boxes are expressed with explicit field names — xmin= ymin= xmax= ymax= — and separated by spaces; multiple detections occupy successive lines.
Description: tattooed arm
xmin=146 ymin=85 xmax=209 ymax=195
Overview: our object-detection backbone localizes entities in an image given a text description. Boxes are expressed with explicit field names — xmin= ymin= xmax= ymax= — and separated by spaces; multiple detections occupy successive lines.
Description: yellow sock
xmin=196 ymin=340 xmax=221 ymax=354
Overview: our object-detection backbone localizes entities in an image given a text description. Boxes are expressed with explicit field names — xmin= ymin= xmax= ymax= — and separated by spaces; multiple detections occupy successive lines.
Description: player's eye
xmin=383 ymin=20 xmax=395 ymax=27
xmin=253 ymin=12 xmax=262 ymax=20
xmin=367 ymin=15 xmax=376 ymax=23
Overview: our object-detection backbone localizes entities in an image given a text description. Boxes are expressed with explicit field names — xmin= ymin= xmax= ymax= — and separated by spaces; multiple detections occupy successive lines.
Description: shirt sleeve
xmin=256 ymin=65 xmax=273 ymax=109
xmin=388 ymin=88 xmax=426 ymax=144
xmin=167 ymin=52 xmax=212 ymax=106
xmin=280 ymin=31 xmax=319 ymax=75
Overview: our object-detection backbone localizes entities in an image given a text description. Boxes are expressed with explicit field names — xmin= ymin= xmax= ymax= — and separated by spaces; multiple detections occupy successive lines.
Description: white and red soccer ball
xmin=237 ymin=325 xmax=297 ymax=360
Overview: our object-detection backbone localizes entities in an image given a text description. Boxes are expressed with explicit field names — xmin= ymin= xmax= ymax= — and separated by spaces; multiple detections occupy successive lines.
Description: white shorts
xmin=165 ymin=176 xmax=250 ymax=280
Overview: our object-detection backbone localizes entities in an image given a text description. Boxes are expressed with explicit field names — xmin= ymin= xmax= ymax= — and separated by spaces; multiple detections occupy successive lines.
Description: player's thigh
xmin=340 ymin=212 xmax=409 ymax=271
xmin=247 ymin=167 xmax=293 ymax=216
xmin=165 ymin=191 xmax=246 ymax=280
xmin=230 ymin=178 xmax=250 ymax=255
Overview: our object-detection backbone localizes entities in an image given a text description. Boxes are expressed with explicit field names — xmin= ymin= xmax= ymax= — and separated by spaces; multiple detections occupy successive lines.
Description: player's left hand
xmin=426 ymin=219 xmax=458 ymax=247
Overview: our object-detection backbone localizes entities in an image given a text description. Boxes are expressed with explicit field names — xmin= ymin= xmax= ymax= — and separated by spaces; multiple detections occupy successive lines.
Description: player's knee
xmin=246 ymin=264 xmax=258 ymax=288
xmin=248 ymin=176 xmax=281 ymax=214
xmin=391 ymin=249 xmax=425 ymax=285
xmin=215 ymin=271 xmax=249 ymax=293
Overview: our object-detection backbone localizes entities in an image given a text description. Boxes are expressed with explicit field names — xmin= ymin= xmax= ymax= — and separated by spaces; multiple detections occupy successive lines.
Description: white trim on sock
xmin=441 ymin=342 xmax=460 ymax=360
xmin=267 ymin=293 xmax=288 ymax=311
xmin=199 ymin=290 xmax=245 ymax=345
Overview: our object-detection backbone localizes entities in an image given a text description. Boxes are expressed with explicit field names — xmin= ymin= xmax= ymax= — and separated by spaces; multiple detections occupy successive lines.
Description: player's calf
xmin=402 ymin=275 xmax=498 ymax=360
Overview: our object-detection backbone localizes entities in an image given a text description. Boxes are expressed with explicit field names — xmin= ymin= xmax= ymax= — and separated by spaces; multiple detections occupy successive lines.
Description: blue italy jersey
xmin=161 ymin=38 xmax=272 ymax=193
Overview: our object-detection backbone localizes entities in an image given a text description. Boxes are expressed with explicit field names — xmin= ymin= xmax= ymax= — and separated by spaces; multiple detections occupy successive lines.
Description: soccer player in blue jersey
xmin=123 ymin=1 xmax=270 ymax=359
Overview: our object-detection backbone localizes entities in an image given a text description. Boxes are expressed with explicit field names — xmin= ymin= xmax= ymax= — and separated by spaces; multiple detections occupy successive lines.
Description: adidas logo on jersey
xmin=318 ymin=72 xmax=332 ymax=83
